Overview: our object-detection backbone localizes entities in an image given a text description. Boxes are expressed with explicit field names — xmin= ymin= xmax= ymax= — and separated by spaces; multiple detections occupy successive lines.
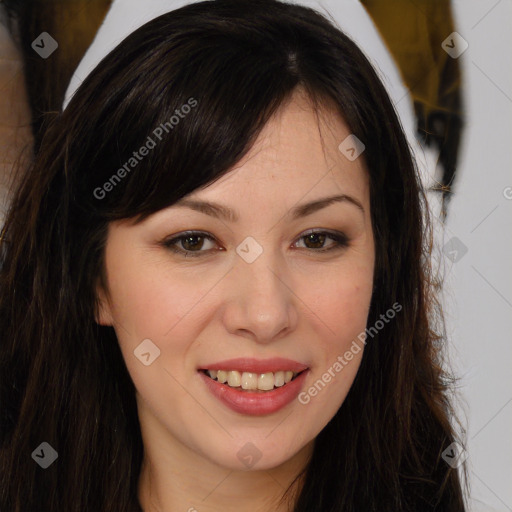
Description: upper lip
xmin=198 ymin=357 xmax=309 ymax=374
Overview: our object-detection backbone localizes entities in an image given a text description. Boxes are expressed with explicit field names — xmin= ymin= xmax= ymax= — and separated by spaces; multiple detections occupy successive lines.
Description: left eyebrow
xmin=289 ymin=194 xmax=365 ymax=219
xmin=172 ymin=193 xmax=365 ymax=223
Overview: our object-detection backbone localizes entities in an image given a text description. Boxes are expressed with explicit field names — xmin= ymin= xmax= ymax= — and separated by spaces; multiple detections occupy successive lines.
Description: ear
xmin=95 ymin=279 xmax=114 ymax=326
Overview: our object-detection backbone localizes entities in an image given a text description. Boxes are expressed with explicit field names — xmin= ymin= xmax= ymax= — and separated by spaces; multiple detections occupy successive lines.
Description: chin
xmin=197 ymin=430 xmax=312 ymax=472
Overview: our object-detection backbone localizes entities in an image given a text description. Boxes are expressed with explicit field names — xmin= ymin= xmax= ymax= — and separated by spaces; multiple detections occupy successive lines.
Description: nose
xmin=221 ymin=245 xmax=299 ymax=344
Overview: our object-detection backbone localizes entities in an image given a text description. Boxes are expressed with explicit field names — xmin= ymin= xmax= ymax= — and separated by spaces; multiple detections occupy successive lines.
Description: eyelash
xmin=161 ymin=230 xmax=349 ymax=258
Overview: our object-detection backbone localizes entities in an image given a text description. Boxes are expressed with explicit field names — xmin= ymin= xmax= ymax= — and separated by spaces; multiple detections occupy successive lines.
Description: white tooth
xmin=227 ymin=370 xmax=241 ymax=387
xmin=274 ymin=371 xmax=285 ymax=387
xmin=258 ymin=372 xmax=275 ymax=391
xmin=241 ymin=372 xmax=258 ymax=390
xmin=215 ymin=369 xmax=298 ymax=389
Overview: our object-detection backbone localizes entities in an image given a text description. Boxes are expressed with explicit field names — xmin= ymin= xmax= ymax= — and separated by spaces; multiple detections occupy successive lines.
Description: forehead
xmin=194 ymin=89 xmax=370 ymax=206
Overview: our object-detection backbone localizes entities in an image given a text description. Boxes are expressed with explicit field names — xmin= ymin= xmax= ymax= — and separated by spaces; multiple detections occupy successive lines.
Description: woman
xmin=0 ymin=0 xmax=467 ymax=510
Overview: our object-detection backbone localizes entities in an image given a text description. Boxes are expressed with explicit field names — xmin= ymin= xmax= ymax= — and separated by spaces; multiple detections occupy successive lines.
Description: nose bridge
xmin=224 ymin=236 xmax=297 ymax=342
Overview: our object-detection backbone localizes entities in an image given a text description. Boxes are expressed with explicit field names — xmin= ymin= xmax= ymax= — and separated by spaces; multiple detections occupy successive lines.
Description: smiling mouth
xmin=200 ymin=369 xmax=305 ymax=392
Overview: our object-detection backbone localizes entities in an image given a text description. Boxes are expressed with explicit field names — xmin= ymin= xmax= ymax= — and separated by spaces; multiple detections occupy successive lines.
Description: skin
xmin=95 ymin=88 xmax=375 ymax=512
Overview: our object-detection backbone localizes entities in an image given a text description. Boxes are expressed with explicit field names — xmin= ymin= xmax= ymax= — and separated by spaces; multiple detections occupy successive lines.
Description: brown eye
xmin=303 ymin=232 xmax=327 ymax=249
xmin=295 ymin=231 xmax=349 ymax=252
xmin=162 ymin=229 xmax=349 ymax=258
xmin=163 ymin=231 xmax=217 ymax=257
xmin=181 ymin=234 xmax=206 ymax=251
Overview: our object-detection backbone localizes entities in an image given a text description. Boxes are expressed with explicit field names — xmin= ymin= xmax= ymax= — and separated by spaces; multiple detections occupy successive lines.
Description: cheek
xmin=317 ymin=285 xmax=371 ymax=367
xmin=296 ymin=264 xmax=372 ymax=421
xmin=303 ymin=254 xmax=373 ymax=400
xmin=105 ymin=246 xmax=211 ymax=341
xmin=310 ymin=258 xmax=374 ymax=338
xmin=104 ymin=251 xmax=225 ymax=407
xmin=107 ymin=263 xmax=203 ymax=419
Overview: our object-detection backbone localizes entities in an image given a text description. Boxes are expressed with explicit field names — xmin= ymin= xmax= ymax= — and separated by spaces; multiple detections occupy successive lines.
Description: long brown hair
xmin=0 ymin=1 xmax=467 ymax=510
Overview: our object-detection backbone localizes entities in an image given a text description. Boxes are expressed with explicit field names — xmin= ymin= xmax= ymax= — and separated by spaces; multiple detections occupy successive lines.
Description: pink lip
xmin=199 ymin=369 xmax=309 ymax=416
xmin=198 ymin=357 xmax=309 ymax=373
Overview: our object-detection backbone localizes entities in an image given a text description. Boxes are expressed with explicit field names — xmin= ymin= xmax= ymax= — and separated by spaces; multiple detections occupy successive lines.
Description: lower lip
xmin=199 ymin=370 xmax=309 ymax=416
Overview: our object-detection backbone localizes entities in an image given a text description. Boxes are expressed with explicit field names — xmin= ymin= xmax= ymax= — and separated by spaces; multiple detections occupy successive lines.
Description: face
xmin=96 ymin=89 xmax=374 ymax=472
